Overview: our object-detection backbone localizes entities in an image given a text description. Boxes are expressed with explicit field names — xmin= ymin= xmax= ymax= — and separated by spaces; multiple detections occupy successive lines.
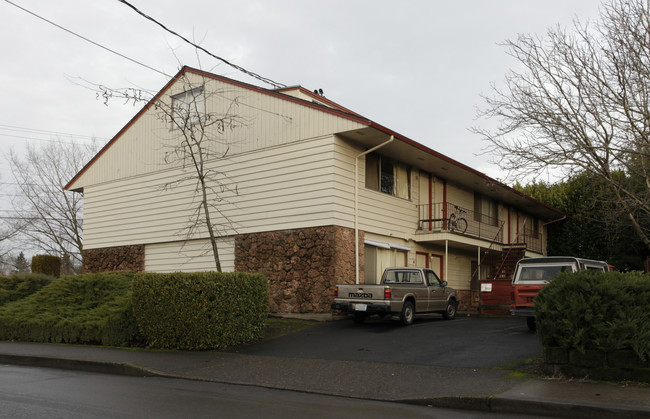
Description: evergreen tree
xmin=13 ymin=252 xmax=30 ymax=273
xmin=517 ymin=173 xmax=647 ymax=271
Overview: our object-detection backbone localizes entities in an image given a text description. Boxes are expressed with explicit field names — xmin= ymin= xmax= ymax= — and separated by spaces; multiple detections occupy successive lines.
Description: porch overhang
xmin=337 ymin=126 xmax=564 ymax=221
xmin=413 ymin=232 xmax=494 ymax=253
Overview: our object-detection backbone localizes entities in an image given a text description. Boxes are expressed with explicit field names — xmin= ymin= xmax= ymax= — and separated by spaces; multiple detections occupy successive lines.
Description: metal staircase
xmin=489 ymin=244 xmax=526 ymax=280
xmin=474 ymin=222 xmax=529 ymax=314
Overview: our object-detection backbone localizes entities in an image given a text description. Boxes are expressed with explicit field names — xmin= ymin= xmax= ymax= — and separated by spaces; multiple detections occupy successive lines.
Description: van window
xmin=518 ymin=265 xmax=574 ymax=282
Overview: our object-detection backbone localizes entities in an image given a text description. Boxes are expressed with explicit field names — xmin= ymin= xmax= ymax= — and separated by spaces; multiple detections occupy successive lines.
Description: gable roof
xmin=64 ymin=66 xmax=372 ymax=191
xmin=65 ymin=66 xmax=563 ymax=219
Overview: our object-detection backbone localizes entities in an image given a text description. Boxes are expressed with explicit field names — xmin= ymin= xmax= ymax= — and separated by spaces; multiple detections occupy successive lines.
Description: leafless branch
xmin=473 ymin=0 xmax=650 ymax=249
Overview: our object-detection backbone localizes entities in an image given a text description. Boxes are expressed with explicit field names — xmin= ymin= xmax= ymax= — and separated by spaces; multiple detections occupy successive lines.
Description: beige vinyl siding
xmin=445 ymin=251 xmax=474 ymax=290
xmin=145 ymin=237 xmax=234 ymax=272
xmin=418 ymin=170 xmax=430 ymax=208
xmin=69 ymin=74 xmax=365 ymax=190
xmin=358 ymin=187 xmax=417 ymax=238
xmin=445 ymin=182 xmax=474 ymax=211
xmin=82 ymin=135 xmax=359 ymax=249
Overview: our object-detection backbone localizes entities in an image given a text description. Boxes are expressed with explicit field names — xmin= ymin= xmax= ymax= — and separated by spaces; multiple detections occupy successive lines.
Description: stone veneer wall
xmin=236 ymin=226 xmax=363 ymax=313
xmin=83 ymin=245 xmax=145 ymax=273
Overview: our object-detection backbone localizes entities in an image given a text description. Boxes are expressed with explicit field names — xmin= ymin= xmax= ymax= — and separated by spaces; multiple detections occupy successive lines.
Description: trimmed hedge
xmin=132 ymin=272 xmax=268 ymax=350
xmin=0 ymin=271 xmax=269 ymax=350
xmin=0 ymin=272 xmax=141 ymax=346
xmin=0 ymin=273 xmax=54 ymax=306
xmin=535 ymin=271 xmax=650 ymax=360
xmin=31 ymin=255 xmax=61 ymax=277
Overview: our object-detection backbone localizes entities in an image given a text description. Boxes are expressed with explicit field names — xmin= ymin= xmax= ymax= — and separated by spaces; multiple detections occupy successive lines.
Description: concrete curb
xmin=487 ymin=397 xmax=650 ymax=419
xmin=401 ymin=395 xmax=650 ymax=419
xmin=0 ymin=354 xmax=162 ymax=378
xmin=2 ymin=352 xmax=649 ymax=419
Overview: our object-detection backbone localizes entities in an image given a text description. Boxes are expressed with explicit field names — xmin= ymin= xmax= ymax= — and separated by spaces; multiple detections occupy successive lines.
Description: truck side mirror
xmin=441 ymin=281 xmax=448 ymax=287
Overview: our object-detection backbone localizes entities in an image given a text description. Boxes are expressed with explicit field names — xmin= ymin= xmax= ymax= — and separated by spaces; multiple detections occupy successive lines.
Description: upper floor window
xmin=365 ymin=153 xmax=411 ymax=200
xmin=474 ymin=193 xmax=498 ymax=226
xmin=171 ymin=86 xmax=205 ymax=129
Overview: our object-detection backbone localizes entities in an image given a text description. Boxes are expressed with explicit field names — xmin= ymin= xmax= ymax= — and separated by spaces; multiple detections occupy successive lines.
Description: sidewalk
xmin=0 ymin=341 xmax=649 ymax=418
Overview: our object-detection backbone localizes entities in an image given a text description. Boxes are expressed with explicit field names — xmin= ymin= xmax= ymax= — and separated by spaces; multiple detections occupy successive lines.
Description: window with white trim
xmin=365 ymin=153 xmax=411 ymax=200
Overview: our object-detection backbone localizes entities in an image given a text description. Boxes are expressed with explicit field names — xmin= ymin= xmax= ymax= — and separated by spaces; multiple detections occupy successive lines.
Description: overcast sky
xmin=1 ymin=0 xmax=605 ymax=190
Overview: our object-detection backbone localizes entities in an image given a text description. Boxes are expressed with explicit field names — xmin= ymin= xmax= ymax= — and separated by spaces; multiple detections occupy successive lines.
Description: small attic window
xmin=171 ymin=86 xmax=205 ymax=129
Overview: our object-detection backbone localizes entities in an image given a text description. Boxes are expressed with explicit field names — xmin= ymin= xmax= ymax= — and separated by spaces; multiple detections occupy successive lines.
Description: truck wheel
xmin=526 ymin=316 xmax=537 ymax=332
xmin=400 ymin=301 xmax=415 ymax=326
xmin=443 ymin=300 xmax=457 ymax=320
xmin=353 ymin=313 xmax=365 ymax=324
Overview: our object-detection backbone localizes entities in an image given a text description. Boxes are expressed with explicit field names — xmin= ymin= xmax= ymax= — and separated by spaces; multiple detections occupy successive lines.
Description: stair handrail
xmin=492 ymin=219 xmax=528 ymax=280
xmin=470 ymin=219 xmax=506 ymax=283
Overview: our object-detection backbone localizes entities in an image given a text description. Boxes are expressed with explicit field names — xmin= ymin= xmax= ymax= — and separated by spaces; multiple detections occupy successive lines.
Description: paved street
xmin=0 ymin=365 xmax=549 ymax=418
xmin=0 ymin=316 xmax=648 ymax=418
xmin=232 ymin=316 xmax=541 ymax=369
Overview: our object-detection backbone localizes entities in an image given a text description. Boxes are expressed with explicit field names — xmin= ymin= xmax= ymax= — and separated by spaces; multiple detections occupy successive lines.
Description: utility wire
xmin=0 ymin=133 xmax=101 ymax=145
xmin=3 ymin=0 xmax=171 ymax=78
xmin=116 ymin=0 xmax=287 ymax=89
xmin=0 ymin=124 xmax=107 ymax=142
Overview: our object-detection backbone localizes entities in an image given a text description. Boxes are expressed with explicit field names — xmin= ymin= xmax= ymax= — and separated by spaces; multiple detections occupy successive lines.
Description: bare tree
xmin=473 ymin=0 xmax=650 ymax=249
xmin=7 ymin=140 xmax=99 ymax=273
xmin=99 ymin=71 xmax=243 ymax=272
xmin=0 ymin=173 xmax=26 ymax=260
xmin=0 ymin=218 xmax=24 ymax=260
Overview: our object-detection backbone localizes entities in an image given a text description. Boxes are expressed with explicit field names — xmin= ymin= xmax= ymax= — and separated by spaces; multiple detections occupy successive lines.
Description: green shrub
xmin=0 ymin=273 xmax=54 ymax=306
xmin=132 ymin=272 xmax=268 ymax=350
xmin=536 ymin=271 xmax=650 ymax=360
xmin=31 ymin=255 xmax=62 ymax=277
xmin=0 ymin=272 xmax=141 ymax=346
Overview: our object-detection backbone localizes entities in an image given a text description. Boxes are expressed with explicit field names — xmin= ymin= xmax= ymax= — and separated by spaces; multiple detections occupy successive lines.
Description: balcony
xmin=417 ymin=203 xmax=542 ymax=253
xmin=417 ymin=202 xmax=503 ymax=242
xmin=515 ymin=226 xmax=542 ymax=253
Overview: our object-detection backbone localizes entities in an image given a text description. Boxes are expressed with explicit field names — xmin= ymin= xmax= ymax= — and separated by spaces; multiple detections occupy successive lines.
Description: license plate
xmin=354 ymin=304 xmax=367 ymax=311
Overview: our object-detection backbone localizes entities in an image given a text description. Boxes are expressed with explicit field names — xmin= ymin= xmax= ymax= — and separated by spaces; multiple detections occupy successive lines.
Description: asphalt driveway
xmin=230 ymin=316 xmax=542 ymax=369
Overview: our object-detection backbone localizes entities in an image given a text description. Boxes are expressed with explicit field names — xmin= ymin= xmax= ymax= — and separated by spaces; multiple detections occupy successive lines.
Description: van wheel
xmin=443 ymin=300 xmax=457 ymax=320
xmin=400 ymin=301 xmax=415 ymax=326
xmin=526 ymin=316 xmax=537 ymax=332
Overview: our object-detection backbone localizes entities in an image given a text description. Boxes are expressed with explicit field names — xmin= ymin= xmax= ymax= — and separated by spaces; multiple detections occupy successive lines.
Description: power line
xmin=0 ymin=182 xmax=57 ymax=187
xmin=116 ymin=0 xmax=287 ymax=89
xmin=0 ymin=133 xmax=102 ymax=145
xmin=0 ymin=124 xmax=107 ymax=142
xmin=0 ymin=220 xmax=80 ymax=225
xmin=3 ymin=0 xmax=171 ymax=78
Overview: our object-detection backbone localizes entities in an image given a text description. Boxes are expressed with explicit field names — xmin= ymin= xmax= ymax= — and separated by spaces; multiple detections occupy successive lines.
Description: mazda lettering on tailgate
xmin=348 ymin=292 xmax=372 ymax=298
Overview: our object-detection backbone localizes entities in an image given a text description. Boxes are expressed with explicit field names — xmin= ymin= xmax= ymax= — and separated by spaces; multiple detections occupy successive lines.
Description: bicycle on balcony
xmin=447 ymin=205 xmax=468 ymax=233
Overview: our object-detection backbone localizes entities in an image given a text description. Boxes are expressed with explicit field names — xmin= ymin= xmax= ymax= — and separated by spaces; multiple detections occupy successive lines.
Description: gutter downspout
xmin=354 ymin=135 xmax=394 ymax=284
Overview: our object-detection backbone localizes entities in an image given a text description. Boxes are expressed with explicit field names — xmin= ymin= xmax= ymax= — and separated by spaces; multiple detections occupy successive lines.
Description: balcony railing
xmin=417 ymin=202 xmax=543 ymax=253
xmin=514 ymin=226 xmax=542 ymax=253
xmin=418 ymin=202 xmax=503 ymax=243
